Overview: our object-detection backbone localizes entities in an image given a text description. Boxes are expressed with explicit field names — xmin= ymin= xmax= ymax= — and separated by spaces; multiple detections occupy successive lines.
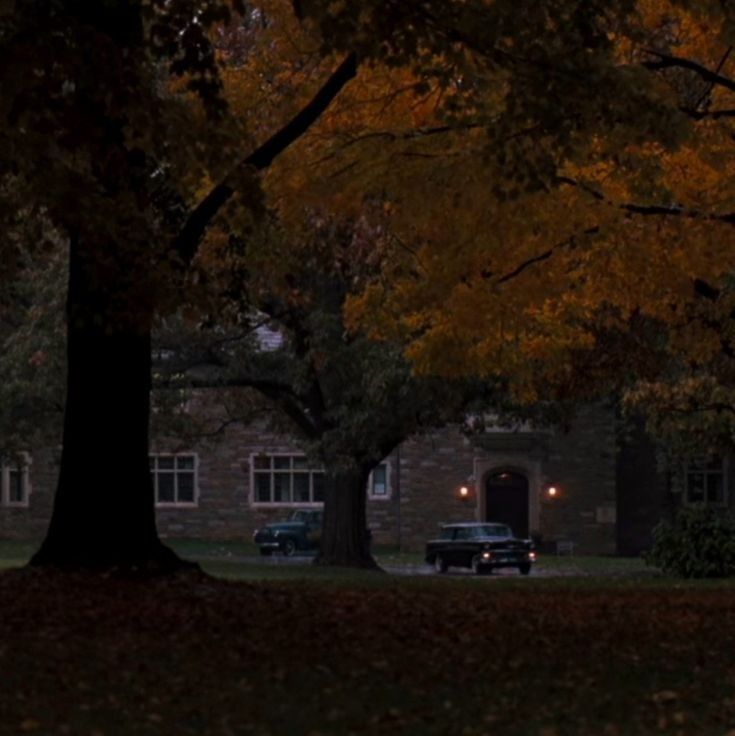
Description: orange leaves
xmin=192 ymin=0 xmax=735 ymax=410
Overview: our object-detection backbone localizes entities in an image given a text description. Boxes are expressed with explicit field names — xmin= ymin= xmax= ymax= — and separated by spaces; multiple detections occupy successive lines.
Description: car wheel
xmin=434 ymin=554 xmax=448 ymax=574
xmin=259 ymin=548 xmax=273 ymax=557
xmin=282 ymin=539 xmax=297 ymax=557
xmin=519 ymin=563 xmax=531 ymax=576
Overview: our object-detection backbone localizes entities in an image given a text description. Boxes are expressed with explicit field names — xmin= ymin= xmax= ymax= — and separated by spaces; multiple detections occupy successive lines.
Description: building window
xmin=251 ymin=454 xmax=325 ymax=505
xmin=1 ymin=456 xmax=30 ymax=507
xmin=150 ymin=454 xmax=197 ymax=506
xmin=368 ymin=462 xmax=391 ymax=500
xmin=685 ymin=457 xmax=727 ymax=506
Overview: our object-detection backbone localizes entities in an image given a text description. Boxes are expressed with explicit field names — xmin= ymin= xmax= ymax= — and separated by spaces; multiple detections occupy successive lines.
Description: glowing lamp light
xmin=547 ymin=486 xmax=558 ymax=498
xmin=459 ymin=485 xmax=470 ymax=499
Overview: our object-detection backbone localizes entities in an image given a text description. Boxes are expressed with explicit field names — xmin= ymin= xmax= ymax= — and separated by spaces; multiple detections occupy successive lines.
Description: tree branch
xmin=491 ymin=226 xmax=599 ymax=286
xmin=557 ymin=176 xmax=735 ymax=225
xmin=679 ymin=107 xmax=735 ymax=120
xmin=642 ymin=50 xmax=735 ymax=94
xmin=173 ymin=374 xmax=320 ymax=439
xmin=693 ymin=46 xmax=733 ymax=110
xmin=171 ymin=52 xmax=358 ymax=265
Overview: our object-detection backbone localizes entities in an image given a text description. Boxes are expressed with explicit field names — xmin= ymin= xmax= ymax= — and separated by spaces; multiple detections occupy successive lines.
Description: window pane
xmin=149 ymin=456 xmax=156 ymax=469
xmin=688 ymin=457 xmax=706 ymax=472
xmin=312 ymin=473 xmax=325 ymax=503
xmin=253 ymin=455 xmax=270 ymax=470
xmin=372 ymin=465 xmax=387 ymax=495
xmin=292 ymin=456 xmax=308 ymax=470
xmin=255 ymin=473 xmax=271 ymax=503
xmin=157 ymin=457 xmax=175 ymax=470
xmin=158 ymin=474 xmax=175 ymax=503
xmin=707 ymin=473 xmax=724 ymax=504
xmin=177 ymin=472 xmax=195 ymax=503
xmin=293 ymin=473 xmax=310 ymax=502
xmin=273 ymin=473 xmax=291 ymax=502
xmin=8 ymin=470 xmax=24 ymax=503
xmin=176 ymin=456 xmax=195 ymax=470
xmin=687 ymin=473 xmax=705 ymax=503
xmin=274 ymin=457 xmax=291 ymax=470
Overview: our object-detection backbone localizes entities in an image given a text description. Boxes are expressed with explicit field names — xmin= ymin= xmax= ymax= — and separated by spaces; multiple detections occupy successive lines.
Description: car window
xmin=455 ymin=528 xmax=472 ymax=540
xmin=291 ymin=510 xmax=321 ymax=524
xmin=479 ymin=524 xmax=512 ymax=537
xmin=440 ymin=527 xmax=455 ymax=540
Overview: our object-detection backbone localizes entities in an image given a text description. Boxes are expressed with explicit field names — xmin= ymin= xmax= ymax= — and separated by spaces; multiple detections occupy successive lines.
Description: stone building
xmin=1 ymin=402 xmax=685 ymax=555
xmin=3 ymin=400 xmax=731 ymax=554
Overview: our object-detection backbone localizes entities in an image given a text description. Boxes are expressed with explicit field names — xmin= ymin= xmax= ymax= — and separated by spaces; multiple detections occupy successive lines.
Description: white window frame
xmin=684 ymin=456 xmax=728 ymax=507
xmin=367 ymin=461 xmax=391 ymax=500
xmin=0 ymin=453 xmax=31 ymax=508
xmin=150 ymin=453 xmax=199 ymax=508
xmin=250 ymin=453 xmax=325 ymax=507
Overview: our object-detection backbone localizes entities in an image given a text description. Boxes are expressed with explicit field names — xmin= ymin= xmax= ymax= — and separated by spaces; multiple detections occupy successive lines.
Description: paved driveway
xmin=208 ymin=553 xmax=603 ymax=577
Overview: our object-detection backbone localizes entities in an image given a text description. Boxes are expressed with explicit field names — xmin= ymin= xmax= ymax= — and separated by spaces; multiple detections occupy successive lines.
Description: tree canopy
xmin=3 ymin=0 xmax=735 ymax=566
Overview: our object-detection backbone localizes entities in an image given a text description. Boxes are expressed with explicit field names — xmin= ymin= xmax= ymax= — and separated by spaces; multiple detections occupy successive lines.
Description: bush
xmin=646 ymin=505 xmax=735 ymax=578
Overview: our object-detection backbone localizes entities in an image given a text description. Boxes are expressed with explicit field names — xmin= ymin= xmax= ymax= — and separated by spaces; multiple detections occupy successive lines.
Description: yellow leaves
xmin=661 ymin=141 xmax=733 ymax=208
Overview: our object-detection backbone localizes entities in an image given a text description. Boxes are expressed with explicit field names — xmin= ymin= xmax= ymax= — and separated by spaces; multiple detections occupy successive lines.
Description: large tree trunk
xmin=30 ymin=236 xmax=187 ymax=570
xmin=314 ymin=465 xmax=381 ymax=570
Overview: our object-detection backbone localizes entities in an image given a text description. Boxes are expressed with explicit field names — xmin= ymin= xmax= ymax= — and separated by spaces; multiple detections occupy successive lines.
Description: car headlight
xmin=528 ymin=551 xmax=537 ymax=561
xmin=481 ymin=551 xmax=492 ymax=560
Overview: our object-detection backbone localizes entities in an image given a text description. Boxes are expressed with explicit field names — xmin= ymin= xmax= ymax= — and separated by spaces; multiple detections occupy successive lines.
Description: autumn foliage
xmin=203 ymin=1 xmax=735 ymax=448
xmin=4 ymin=0 xmax=735 ymax=567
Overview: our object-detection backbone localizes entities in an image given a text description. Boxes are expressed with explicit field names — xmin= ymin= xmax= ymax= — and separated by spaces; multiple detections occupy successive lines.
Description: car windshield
xmin=291 ymin=510 xmax=321 ymax=524
xmin=472 ymin=524 xmax=512 ymax=538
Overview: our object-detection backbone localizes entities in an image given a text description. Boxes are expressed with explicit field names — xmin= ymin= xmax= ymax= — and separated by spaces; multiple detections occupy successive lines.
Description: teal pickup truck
xmin=253 ymin=509 xmax=323 ymax=556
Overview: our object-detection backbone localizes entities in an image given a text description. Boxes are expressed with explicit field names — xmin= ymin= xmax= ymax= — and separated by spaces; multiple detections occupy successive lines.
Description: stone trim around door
xmin=473 ymin=456 xmax=541 ymax=536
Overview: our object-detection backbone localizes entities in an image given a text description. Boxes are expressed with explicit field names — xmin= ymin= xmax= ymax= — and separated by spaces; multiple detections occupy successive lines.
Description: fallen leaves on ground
xmin=1 ymin=568 xmax=734 ymax=735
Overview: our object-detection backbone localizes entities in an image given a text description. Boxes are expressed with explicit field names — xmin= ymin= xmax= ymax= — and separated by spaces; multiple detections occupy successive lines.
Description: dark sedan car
xmin=253 ymin=509 xmax=322 ymax=556
xmin=425 ymin=522 xmax=536 ymax=575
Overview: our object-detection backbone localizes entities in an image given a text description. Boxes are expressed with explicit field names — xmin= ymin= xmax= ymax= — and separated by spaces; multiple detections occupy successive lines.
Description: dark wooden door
xmin=485 ymin=472 xmax=529 ymax=537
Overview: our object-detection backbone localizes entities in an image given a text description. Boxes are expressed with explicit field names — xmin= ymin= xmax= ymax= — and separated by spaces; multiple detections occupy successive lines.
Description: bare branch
xmin=172 ymin=53 xmax=358 ymax=266
xmin=557 ymin=176 xmax=735 ymax=225
xmin=642 ymin=50 xmax=735 ymax=94
xmin=693 ymin=45 xmax=733 ymax=110
xmin=680 ymin=107 xmax=735 ymax=120
xmin=495 ymin=226 xmax=599 ymax=285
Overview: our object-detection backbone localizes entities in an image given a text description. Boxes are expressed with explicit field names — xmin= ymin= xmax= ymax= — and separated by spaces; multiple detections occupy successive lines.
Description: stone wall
xmin=0 ymin=446 xmax=57 ymax=541
xmin=0 ymin=406 xmax=627 ymax=555
xmin=539 ymin=404 xmax=617 ymax=555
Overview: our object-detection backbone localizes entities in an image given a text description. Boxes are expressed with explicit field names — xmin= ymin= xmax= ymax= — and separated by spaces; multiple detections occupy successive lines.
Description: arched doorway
xmin=485 ymin=471 xmax=529 ymax=537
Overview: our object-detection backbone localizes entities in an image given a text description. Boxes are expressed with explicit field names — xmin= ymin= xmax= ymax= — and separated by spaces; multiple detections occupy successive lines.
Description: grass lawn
xmin=3 ymin=541 xmax=735 ymax=735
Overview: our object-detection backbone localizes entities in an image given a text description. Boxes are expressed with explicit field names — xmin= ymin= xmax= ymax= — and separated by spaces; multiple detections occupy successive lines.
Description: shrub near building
xmin=647 ymin=506 xmax=735 ymax=578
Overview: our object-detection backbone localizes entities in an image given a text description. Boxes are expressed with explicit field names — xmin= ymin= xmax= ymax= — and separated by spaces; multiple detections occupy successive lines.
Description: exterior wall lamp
xmin=546 ymin=485 xmax=559 ymax=498
xmin=458 ymin=485 xmax=471 ymax=501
